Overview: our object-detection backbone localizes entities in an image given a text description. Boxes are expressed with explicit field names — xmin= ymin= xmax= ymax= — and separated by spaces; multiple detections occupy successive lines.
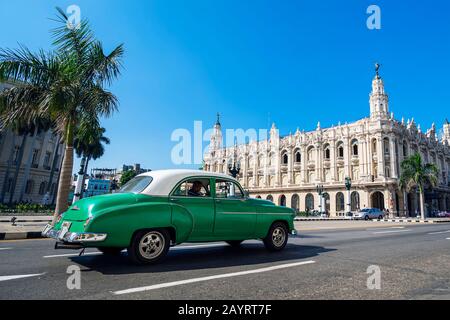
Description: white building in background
xmin=204 ymin=67 xmax=450 ymax=217
xmin=0 ymin=82 xmax=64 ymax=205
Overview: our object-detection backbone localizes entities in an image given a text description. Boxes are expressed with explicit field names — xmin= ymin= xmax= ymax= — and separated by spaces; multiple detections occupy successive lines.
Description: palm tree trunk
xmin=0 ymin=134 xmax=16 ymax=203
xmin=419 ymin=190 xmax=426 ymax=220
xmin=52 ymin=122 xmax=74 ymax=225
xmin=19 ymin=127 xmax=38 ymax=202
xmin=8 ymin=134 xmax=28 ymax=204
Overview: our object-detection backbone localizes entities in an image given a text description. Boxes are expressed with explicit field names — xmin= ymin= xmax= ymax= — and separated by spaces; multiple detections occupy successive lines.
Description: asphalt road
xmin=0 ymin=222 xmax=449 ymax=300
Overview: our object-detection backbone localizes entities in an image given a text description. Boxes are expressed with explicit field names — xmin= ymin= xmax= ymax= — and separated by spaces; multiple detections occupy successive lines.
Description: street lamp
xmin=316 ymin=184 xmax=324 ymax=214
xmin=73 ymin=157 xmax=86 ymax=203
xmin=228 ymin=140 xmax=241 ymax=178
xmin=345 ymin=176 xmax=352 ymax=214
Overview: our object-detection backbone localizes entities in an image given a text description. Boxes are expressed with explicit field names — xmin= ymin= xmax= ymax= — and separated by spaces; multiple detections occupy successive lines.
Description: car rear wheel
xmin=364 ymin=215 xmax=370 ymax=220
xmin=127 ymin=229 xmax=170 ymax=265
xmin=226 ymin=240 xmax=243 ymax=247
xmin=98 ymin=247 xmax=124 ymax=256
xmin=263 ymin=222 xmax=288 ymax=252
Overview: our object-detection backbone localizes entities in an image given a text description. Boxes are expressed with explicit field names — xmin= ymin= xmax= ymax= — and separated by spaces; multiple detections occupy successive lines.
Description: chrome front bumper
xmin=41 ymin=224 xmax=107 ymax=243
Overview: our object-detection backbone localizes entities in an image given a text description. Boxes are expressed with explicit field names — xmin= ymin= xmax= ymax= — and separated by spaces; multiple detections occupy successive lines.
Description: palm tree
xmin=73 ymin=116 xmax=110 ymax=202
xmin=399 ymin=153 xmax=439 ymax=220
xmin=0 ymin=8 xmax=123 ymax=224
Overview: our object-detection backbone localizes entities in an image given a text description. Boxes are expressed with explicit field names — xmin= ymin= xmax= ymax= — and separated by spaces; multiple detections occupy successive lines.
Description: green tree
xmin=120 ymin=170 xmax=137 ymax=187
xmin=399 ymin=153 xmax=439 ymax=219
xmin=0 ymin=8 xmax=123 ymax=224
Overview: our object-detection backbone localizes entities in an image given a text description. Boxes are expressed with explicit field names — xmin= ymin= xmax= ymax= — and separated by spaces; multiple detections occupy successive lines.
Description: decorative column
xmin=315 ymin=143 xmax=322 ymax=182
xmin=377 ymin=137 xmax=385 ymax=179
xmin=389 ymin=136 xmax=398 ymax=179
xmin=330 ymin=142 xmax=336 ymax=182
xmin=301 ymin=145 xmax=307 ymax=183
xmin=287 ymin=147 xmax=293 ymax=185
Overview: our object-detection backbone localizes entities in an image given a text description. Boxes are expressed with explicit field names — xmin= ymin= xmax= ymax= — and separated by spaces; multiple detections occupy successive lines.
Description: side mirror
xmin=244 ymin=189 xmax=250 ymax=198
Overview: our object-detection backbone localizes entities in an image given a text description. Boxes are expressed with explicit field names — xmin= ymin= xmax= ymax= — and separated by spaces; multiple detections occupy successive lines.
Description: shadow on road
xmin=69 ymin=242 xmax=335 ymax=275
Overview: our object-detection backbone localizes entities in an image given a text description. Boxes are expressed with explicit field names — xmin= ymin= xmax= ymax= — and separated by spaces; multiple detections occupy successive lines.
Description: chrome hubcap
xmin=272 ymin=227 xmax=286 ymax=247
xmin=139 ymin=231 xmax=165 ymax=259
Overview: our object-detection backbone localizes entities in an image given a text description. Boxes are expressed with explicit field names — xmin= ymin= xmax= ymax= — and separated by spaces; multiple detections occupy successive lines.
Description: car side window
xmin=172 ymin=178 xmax=211 ymax=197
xmin=215 ymin=180 xmax=244 ymax=199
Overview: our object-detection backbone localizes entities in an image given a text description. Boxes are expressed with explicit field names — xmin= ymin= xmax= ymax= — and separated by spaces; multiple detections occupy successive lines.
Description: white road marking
xmin=113 ymin=260 xmax=316 ymax=295
xmin=172 ymin=243 xmax=226 ymax=250
xmin=0 ymin=248 xmax=12 ymax=251
xmin=0 ymin=273 xmax=45 ymax=282
xmin=372 ymin=229 xmax=411 ymax=234
xmin=428 ymin=230 xmax=450 ymax=235
xmin=447 ymin=238 xmax=450 ymax=240
xmin=367 ymin=227 xmax=405 ymax=231
xmin=43 ymin=252 xmax=101 ymax=258
xmin=43 ymin=244 xmax=228 ymax=258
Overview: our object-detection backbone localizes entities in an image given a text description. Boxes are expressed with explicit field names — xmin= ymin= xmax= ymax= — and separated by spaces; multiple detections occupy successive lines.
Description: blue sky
xmin=1 ymin=0 xmax=449 ymax=171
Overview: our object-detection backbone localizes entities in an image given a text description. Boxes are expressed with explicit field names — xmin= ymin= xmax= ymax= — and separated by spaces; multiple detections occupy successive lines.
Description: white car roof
xmin=138 ymin=169 xmax=238 ymax=196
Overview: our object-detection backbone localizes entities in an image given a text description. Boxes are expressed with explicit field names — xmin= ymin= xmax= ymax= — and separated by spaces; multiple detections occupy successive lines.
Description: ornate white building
xmin=203 ymin=67 xmax=450 ymax=217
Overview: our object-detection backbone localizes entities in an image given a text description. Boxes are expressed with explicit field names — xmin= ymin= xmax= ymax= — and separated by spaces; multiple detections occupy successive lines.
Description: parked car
xmin=353 ymin=208 xmax=385 ymax=220
xmin=42 ymin=170 xmax=296 ymax=264
xmin=436 ymin=211 xmax=450 ymax=218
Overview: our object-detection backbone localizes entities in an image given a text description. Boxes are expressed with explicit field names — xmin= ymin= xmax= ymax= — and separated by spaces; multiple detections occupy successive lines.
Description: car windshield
xmin=119 ymin=176 xmax=153 ymax=193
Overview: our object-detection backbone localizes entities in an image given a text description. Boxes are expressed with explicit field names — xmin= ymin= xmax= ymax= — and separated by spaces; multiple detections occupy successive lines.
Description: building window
xmin=383 ymin=138 xmax=390 ymax=155
xmin=38 ymin=182 xmax=46 ymax=195
xmin=32 ymin=149 xmax=40 ymax=167
xmin=279 ymin=195 xmax=286 ymax=206
xmin=305 ymin=193 xmax=314 ymax=211
xmin=282 ymin=153 xmax=288 ymax=165
xmin=266 ymin=195 xmax=273 ymax=202
xmin=324 ymin=145 xmax=330 ymax=160
xmin=403 ymin=142 xmax=408 ymax=157
xmin=25 ymin=180 xmax=34 ymax=194
xmin=291 ymin=194 xmax=299 ymax=212
xmin=351 ymin=139 xmax=358 ymax=156
xmin=295 ymin=151 xmax=301 ymax=163
xmin=337 ymin=142 xmax=344 ymax=158
xmin=336 ymin=192 xmax=345 ymax=212
xmin=351 ymin=191 xmax=360 ymax=211
xmin=43 ymin=151 xmax=51 ymax=168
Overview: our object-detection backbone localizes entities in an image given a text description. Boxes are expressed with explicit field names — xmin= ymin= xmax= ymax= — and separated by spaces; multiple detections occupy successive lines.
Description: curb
xmin=0 ymin=231 xmax=44 ymax=240
xmin=294 ymin=218 xmax=450 ymax=223
xmin=0 ymin=219 xmax=51 ymax=223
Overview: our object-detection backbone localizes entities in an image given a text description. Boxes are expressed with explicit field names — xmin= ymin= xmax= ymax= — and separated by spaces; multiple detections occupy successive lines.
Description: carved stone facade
xmin=204 ymin=69 xmax=450 ymax=217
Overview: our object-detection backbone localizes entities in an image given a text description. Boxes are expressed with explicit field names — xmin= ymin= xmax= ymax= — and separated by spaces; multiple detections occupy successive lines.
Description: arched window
xmin=25 ymin=180 xmax=34 ymax=194
xmin=291 ymin=194 xmax=299 ymax=212
xmin=279 ymin=195 xmax=286 ymax=206
xmin=295 ymin=151 xmax=301 ymax=163
xmin=336 ymin=192 xmax=345 ymax=212
xmin=266 ymin=195 xmax=273 ymax=202
xmin=402 ymin=142 xmax=408 ymax=157
xmin=337 ymin=142 xmax=344 ymax=158
xmin=38 ymin=182 xmax=46 ymax=195
xmin=351 ymin=139 xmax=358 ymax=156
xmin=282 ymin=153 xmax=288 ymax=165
xmin=305 ymin=193 xmax=314 ymax=211
xmin=351 ymin=191 xmax=360 ymax=211
xmin=256 ymin=195 xmax=261 ymax=199
xmin=383 ymin=138 xmax=390 ymax=154
xmin=324 ymin=144 xmax=330 ymax=160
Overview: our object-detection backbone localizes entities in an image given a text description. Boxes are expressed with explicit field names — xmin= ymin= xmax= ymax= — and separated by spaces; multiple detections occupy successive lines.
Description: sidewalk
xmin=0 ymin=215 xmax=51 ymax=240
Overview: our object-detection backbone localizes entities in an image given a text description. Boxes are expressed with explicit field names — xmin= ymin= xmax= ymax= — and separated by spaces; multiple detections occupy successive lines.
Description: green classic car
xmin=42 ymin=169 xmax=296 ymax=264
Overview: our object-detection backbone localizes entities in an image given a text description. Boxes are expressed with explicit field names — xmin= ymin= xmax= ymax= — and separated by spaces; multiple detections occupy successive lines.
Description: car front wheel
xmin=364 ymin=215 xmax=370 ymax=220
xmin=128 ymin=229 xmax=170 ymax=265
xmin=263 ymin=222 xmax=288 ymax=252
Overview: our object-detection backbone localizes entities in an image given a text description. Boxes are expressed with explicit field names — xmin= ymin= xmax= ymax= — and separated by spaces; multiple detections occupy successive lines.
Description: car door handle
xmin=170 ymin=198 xmax=180 ymax=203
xmin=215 ymin=199 xmax=221 ymax=203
